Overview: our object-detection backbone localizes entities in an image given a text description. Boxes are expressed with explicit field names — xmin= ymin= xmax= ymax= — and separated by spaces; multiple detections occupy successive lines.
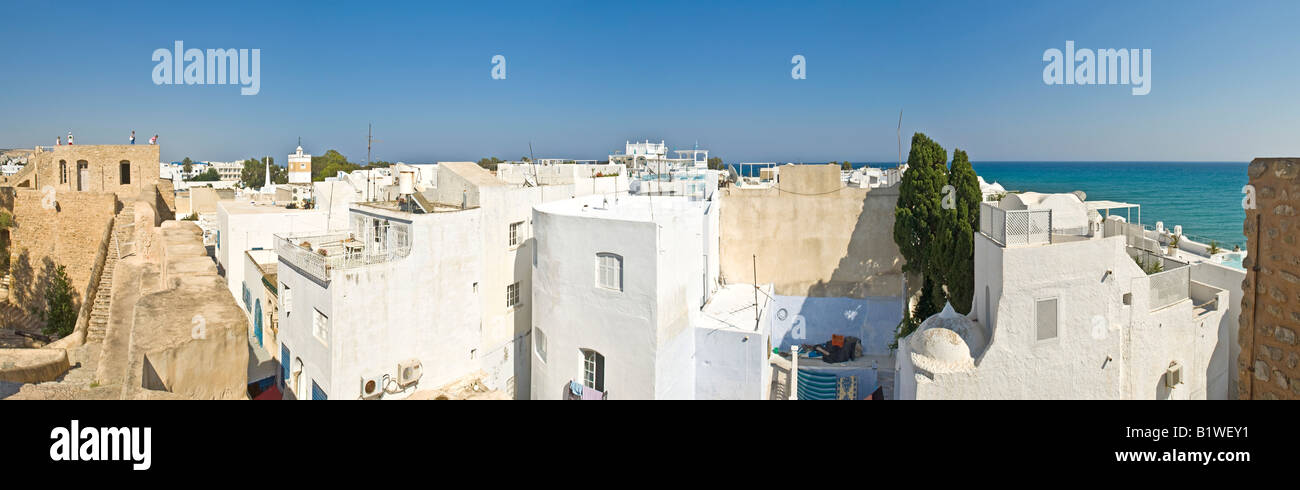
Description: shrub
xmin=43 ymin=265 xmax=76 ymax=338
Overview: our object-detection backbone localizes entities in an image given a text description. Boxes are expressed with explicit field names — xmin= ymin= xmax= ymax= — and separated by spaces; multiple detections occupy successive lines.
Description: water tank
xmin=398 ymin=170 xmax=415 ymax=195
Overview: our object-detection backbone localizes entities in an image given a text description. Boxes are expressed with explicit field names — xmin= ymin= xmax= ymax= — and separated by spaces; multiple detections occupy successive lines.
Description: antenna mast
xmin=897 ymin=109 xmax=903 ymax=166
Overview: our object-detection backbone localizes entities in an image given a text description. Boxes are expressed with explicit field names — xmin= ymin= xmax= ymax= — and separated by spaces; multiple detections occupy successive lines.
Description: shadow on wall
xmin=805 ymin=192 xmax=905 ymax=299
xmin=9 ymin=251 xmax=73 ymax=319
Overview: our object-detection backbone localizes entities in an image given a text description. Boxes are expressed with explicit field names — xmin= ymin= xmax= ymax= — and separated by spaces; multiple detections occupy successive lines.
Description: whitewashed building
xmin=274 ymin=199 xmax=482 ymax=400
xmin=530 ymin=173 xmax=769 ymax=400
xmin=896 ymin=196 xmax=1240 ymax=400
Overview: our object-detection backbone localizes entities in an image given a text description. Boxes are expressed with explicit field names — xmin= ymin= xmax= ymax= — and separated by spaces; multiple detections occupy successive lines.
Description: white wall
xmin=899 ymin=232 xmax=1229 ymax=399
xmin=276 ymin=206 xmax=484 ymax=400
xmin=217 ymin=204 xmax=331 ymax=310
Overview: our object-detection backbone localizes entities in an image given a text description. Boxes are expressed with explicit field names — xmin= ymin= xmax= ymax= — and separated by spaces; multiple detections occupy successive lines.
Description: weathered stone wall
xmin=14 ymin=145 xmax=160 ymax=195
xmin=8 ymin=190 xmax=117 ymax=314
xmin=1240 ymin=158 xmax=1300 ymax=399
xmin=720 ymin=165 xmax=907 ymax=298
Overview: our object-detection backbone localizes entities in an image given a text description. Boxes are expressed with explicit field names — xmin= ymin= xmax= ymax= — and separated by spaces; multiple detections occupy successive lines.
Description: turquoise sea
xmin=731 ymin=161 xmax=1250 ymax=249
xmin=972 ymin=162 xmax=1249 ymax=250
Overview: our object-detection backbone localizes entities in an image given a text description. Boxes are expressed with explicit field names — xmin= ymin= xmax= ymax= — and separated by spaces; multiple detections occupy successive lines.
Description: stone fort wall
xmin=1240 ymin=158 xmax=1300 ymax=399
xmin=7 ymin=190 xmax=117 ymax=315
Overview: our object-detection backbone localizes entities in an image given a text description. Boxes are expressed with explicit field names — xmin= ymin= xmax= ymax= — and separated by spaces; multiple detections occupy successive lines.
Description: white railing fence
xmin=980 ymin=203 xmax=1050 ymax=246
xmin=275 ymin=227 xmax=411 ymax=282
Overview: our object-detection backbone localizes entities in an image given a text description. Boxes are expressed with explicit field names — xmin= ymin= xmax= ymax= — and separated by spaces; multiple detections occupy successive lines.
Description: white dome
xmin=907 ymin=303 xmax=986 ymax=373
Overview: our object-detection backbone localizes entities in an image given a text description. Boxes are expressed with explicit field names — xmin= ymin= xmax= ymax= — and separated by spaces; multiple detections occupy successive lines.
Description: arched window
xmin=59 ymin=160 xmax=67 ymax=184
xmin=596 ymin=252 xmax=622 ymax=291
xmin=581 ymin=349 xmax=604 ymax=391
xmin=119 ymin=160 xmax=132 ymax=185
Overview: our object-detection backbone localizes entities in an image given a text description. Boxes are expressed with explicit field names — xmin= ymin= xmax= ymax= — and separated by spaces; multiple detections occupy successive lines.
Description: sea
xmin=730 ymin=161 xmax=1250 ymax=249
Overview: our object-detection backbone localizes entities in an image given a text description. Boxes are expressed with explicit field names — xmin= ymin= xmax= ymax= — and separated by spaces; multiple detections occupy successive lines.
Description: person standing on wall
xmin=130 ymin=130 xmax=135 ymax=145
xmin=149 ymin=134 xmax=158 ymax=145
xmin=67 ymin=131 xmax=73 ymax=145
xmin=56 ymin=136 xmax=61 ymax=146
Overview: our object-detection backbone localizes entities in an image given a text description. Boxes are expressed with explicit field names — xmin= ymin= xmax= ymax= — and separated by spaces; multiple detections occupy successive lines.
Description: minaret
xmin=288 ymin=141 xmax=312 ymax=184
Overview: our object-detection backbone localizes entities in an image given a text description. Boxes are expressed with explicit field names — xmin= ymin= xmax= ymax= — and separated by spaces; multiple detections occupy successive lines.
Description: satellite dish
xmin=726 ymin=166 xmax=739 ymax=183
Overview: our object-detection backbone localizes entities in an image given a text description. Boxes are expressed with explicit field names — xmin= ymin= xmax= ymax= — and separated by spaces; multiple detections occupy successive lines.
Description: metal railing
xmin=980 ymin=203 xmax=1052 ymax=246
xmin=275 ymin=228 xmax=411 ymax=282
xmin=1148 ymin=266 xmax=1191 ymax=311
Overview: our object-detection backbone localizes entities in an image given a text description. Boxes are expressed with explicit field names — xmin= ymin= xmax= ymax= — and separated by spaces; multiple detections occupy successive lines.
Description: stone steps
xmin=82 ymin=206 xmax=132 ymax=345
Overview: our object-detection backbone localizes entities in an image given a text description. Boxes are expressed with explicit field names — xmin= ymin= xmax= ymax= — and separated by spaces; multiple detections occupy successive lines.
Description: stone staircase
xmin=84 ymin=206 xmax=132 ymax=344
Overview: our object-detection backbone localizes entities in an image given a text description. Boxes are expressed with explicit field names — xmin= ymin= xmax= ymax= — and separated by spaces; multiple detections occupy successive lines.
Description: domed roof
xmin=907 ymin=303 xmax=986 ymax=373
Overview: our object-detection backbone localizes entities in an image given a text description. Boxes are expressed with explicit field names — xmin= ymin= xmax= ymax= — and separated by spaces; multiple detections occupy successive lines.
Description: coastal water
xmin=732 ymin=161 xmax=1250 ymax=249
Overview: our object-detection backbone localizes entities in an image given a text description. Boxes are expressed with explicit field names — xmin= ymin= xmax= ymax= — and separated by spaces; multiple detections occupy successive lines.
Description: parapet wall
xmin=1240 ymin=158 xmax=1300 ymax=399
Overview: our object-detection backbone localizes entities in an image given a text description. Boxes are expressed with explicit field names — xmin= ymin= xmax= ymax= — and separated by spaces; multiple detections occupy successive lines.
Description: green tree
xmin=707 ymin=157 xmax=725 ymax=170
xmin=840 ymin=161 xmax=853 ymax=171
xmin=188 ymin=167 xmax=221 ymax=182
xmin=893 ymin=133 xmax=948 ymax=340
xmin=43 ymin=265 xmax=76 ymax=338
xmin=477 ymin=157 xmax=504 ymax=171
xmin=239 ymin=157 xmax=284 ymax=188
xmin=182 ymin=157 xmax=193 ymax=176
xmin=936 ymin=149 xmax=981 ymax=313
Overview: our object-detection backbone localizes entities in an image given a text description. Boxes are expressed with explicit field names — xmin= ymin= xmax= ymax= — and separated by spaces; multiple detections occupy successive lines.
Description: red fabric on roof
xmin=253 ymin=385 xmax=282 ymax=400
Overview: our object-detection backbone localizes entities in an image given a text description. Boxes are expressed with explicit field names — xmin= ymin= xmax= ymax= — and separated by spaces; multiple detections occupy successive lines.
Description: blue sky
xmin=2 ymin=0 xmax=1298 ymax=163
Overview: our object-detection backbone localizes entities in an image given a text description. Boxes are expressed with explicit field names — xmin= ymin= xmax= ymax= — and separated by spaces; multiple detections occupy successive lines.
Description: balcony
xmin=275 ymin=227 xmax=411 ymax=282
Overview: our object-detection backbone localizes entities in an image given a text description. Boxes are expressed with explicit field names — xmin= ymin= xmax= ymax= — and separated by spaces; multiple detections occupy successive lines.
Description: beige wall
xmin=720 ymin=164 xmax=906 ymax=298
xmin=8 ymin=190 xmax=118 ymax=314
xmin=17 ymin=145 xmax=160 ymax=195
xmin=1240 ymin=158 xmax=1300 ymax=399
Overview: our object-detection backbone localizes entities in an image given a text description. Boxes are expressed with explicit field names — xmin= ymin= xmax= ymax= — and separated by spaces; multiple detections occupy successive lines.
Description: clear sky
xmin=2 ymin=0 xmax=1297 ymax=163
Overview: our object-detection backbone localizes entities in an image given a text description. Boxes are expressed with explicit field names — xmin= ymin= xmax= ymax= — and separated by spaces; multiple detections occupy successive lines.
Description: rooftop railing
xmin=979 ymin=203 xmax=1053 ymax=246
xmin=1148 ymin=266 xmax=1191 ymax=311
xmin=275 ymin=228 xmax=411 ymax=283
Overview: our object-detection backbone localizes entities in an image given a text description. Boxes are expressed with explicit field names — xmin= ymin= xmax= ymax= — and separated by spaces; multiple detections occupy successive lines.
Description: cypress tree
xmin=893 ymin=133 xmax=948 ymax=337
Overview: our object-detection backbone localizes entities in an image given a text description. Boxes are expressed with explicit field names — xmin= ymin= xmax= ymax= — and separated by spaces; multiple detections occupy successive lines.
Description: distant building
xmin=288 ymin=146 xmax=312 ymax=184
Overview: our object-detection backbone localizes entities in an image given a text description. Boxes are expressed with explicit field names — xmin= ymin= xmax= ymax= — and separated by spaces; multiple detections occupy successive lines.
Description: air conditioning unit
xmin=360 ymin=375 xmax=384 ymax=399
xmin=396 ymin=358 xmax=423 ymax=387
xmin=1165 ymin=363 xmax=1183 ymax=388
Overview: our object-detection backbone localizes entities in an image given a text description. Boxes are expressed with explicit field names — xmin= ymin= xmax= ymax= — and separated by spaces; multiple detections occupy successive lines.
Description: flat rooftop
xmin=218 ymin=200 xmax=317 ymax=215
xmin=534 ymin=194 xmax=706 ymax=224
xmin=697 ymin=283 xmax=771 ymax=333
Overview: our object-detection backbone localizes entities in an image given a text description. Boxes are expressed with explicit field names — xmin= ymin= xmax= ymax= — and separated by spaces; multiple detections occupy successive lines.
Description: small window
xmin=313 ymin=308 xmax=329 ymax=347
xmin=535 ymin=328 xmax=547 ymax=363
xmin=596 ymin=253 xmax=623 ymax=291
xmin=242 ymin=282 xmax=251 ymax=312
xmin=1036 ymin=298 xmax=1058 ymax=341
xmin=1122 ymin=292 xmax=1132 ymax=305
xmin=282 ymin=284 xmax=293 ymax=315
xmin=509 ymin=221 xmax=523 ymax=247
xmin=119 ymin=161 xmax=131 ymax=185
xmin=582 ymin=349 xmax=605 ymax=391
xmin=507 ymin=282 xmax=521 ymax=308
xmin=59 ymin=160 xmax=67 ymax=184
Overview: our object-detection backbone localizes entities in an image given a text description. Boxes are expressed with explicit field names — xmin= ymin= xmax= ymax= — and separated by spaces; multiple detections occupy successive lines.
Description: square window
xmin=313 ymin=308 xmax=329 ymax=347
xmin=509 ymin=221 xmax=523 ymax=247
xmin=596 ymin=253 xmax=622 ymax=291
xmin=1036 ymin=298 xmax=1058 ymax=341
xmin=534 ymin=328 xmax=547 ymax=363
xmin=507 ymin=282 xmax=521 ymax=308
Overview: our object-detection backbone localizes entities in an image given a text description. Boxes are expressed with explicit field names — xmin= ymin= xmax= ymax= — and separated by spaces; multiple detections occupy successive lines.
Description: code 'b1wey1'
xmin=152 ymin=41 xmax=260 ymax=95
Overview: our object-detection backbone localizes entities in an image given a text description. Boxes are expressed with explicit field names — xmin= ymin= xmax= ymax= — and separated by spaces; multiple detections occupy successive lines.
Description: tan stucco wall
xmin=720 ymin=164 xmax=906 ymax=298
xmin=1240 ymin=158 xmax=1300 ymax=399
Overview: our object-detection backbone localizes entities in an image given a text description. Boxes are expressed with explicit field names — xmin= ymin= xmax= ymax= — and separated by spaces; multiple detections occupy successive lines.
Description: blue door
xmin=253 ymin=299 xmax=263 ymax=346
